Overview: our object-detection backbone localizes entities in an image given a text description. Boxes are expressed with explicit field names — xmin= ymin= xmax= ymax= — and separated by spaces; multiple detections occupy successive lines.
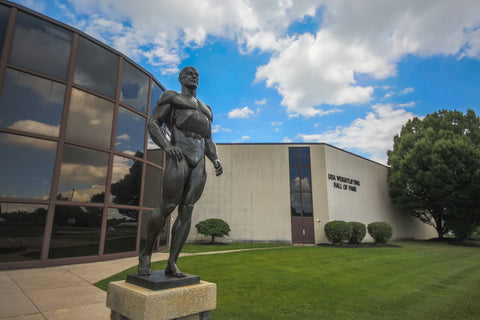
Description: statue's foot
xmin=165 ymin=263 xmax=187 ymax=278
xmin=138 ymin=254 xmax=152 ymax=276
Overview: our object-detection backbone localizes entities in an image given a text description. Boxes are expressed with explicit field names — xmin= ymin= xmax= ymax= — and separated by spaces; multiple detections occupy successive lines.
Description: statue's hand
xmin=165 ymin=145 xmax=183 ymax=162
xmin=214 ymin=159 xmax=223 ymax=176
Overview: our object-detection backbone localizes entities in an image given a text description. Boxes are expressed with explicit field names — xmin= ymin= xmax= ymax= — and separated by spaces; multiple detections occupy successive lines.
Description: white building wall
xmin=189 ymin=144 xmax=292 ymax=243
xmin=185 ymin=143 xmax=436 ymax=244
xmin=322 ymin=145 xmax=436 ymax=240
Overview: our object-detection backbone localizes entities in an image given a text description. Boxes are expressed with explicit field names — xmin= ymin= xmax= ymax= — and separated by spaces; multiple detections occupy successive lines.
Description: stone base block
xmin=107 ymin=280 xmax=216 ymax=320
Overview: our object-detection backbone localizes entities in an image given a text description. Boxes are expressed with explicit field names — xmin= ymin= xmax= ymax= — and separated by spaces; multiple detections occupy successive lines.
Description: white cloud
xmin=8 ymin=120 xmax=60 ymax=138
xmin=296 ymin=104 xmax=416 ymax=164
xmin=270 ymin=121 xmax=283 ymax=126
xmin=256 ymin=0 xmax=480 ymax=116
xmin=234 ymin=135 xmax=250 ymax=143
xmin=255 ymin=98 xmax=267 ymax=105
xmin=400 ymin=87 xmax=415 ymax=95
xmin=117 ymin=134 xmax=130 ymax=141
xmin=228 ymin=106 xmax=257 ymax=119
xmin=59 ymin=0 xmax=321 ymax=74
xmin=398 ymin=101 xmax=415 ymax=108
xmin=212 ymin=124 xmax=232 ymax=133
xmin=36 ymin=0 xmax=480 ymax=114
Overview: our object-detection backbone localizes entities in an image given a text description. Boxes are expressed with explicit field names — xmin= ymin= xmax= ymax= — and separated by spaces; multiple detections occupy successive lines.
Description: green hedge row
xmin=324 ymin=220 xmax=392 ymax=245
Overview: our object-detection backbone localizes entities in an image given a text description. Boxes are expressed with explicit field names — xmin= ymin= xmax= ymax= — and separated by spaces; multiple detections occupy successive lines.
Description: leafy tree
xmin=387 ymin=109 xmax=480 ymax=239
xmin=195 ymin=218 xmax=230 ymax=244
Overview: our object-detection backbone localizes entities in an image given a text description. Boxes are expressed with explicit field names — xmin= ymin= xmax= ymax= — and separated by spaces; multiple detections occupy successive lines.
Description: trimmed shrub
xmin=367 ymin=222 xmax=393 ymax=244
xmin=324 ymin=220 xmax=351 ymax=245
xmin=195 ymin=218 xmax=230 ymax=244
xmin=348 ymin=222 xmax=366 ymax=244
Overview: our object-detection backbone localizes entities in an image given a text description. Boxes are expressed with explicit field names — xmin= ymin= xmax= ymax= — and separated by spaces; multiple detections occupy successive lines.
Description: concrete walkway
xmin=0 ymin=247 xmax=285 ymax=319
xmin=0 ymin=253 xmax=170 ymax=320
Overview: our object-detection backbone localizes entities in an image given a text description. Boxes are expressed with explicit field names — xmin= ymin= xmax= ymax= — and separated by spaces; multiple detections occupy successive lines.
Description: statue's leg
xmin=166 ymin=158 xmax=207 ymax=277
xmin=138 ymin=156 xmax=185 ymax=275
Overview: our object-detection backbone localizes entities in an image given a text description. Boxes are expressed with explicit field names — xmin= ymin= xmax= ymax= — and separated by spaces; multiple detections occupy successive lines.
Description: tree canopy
xmin=195 ymin=218 xmax=230 ymax=244
xmin=387 ymin=109 xmax=480 ymax=239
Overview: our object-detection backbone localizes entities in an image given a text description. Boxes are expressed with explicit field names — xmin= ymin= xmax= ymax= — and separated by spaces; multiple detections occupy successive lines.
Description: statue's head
xmin=179 ymin=66 xmax=199 ymax=89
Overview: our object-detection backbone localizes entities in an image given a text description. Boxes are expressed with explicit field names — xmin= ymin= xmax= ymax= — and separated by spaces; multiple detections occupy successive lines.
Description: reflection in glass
xmin=149 ymin=81 xmax=163 ymax=114
xmin=290 ymin=194 xmax=301 ymax=216
xmin=290 ymin=171 xmax=300 ymax=192
xmin=57 ymin=144 xmax=109 ymax=203
xmin=0 ymin=69 xmax=65 ymax=136
xmin=10 ymin=11 xmax=72 ymax=79
xmin=0 ymin=133 xmax=56 ymax=199
xmin=300 ymin=167 xmax=312 ymax=191
xmin=120 ymin=61 xmax=148 ymax=113
xmin=143 ymin=165 xmax=162 ymax=208
xmin=146 ymin=149 xmax=164 ymax=167
xmin=66 ymin=88 xmax=114 ymax=148
xmin=74 ymin=36 xmax=118 ymax=98
xmin=302 ymin=193 xmax=313 ymax=217
xmin=115 ymin=106 xmax=145 ymax=155
xmin=0 ymin=203 xmax=47 ymax=262
xmin=289 ymin=147 xmax=299 ymax=166
xmin=104 ymin=208 xmax=138 ymax=254
xmin=110 ymin=155 xmax=142 ymax=206
xmin=48 ymin=205 xmax=102 ymax=259
xmin=0 ymin=5 xmax=10 ymax=54
xmin=300 ymin=147 xmax=310 ymax=166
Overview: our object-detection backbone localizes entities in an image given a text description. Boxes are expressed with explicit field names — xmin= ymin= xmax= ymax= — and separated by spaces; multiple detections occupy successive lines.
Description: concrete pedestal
xmin=106 ymin=280 xmax=216 ymax=320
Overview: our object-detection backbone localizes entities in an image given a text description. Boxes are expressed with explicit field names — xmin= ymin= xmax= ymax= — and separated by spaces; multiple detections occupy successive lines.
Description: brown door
xmin=291 ymin=216 xmax=315 ymax=244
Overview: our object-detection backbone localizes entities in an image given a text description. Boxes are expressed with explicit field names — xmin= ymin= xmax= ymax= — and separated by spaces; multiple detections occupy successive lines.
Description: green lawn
xmin=96 ymin=241 xmax=480 ymax=320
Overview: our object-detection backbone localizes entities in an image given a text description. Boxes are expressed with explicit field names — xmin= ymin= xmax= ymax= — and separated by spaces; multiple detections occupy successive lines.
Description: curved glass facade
xmin=0 ymin=1 xmax=167 ymax=269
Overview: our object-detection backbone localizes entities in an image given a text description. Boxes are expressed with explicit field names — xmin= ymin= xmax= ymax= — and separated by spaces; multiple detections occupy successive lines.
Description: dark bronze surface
xmin=138 ymin=66 xmax=223 ymax=278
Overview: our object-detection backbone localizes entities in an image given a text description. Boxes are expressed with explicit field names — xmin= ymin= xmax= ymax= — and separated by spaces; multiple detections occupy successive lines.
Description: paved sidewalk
xmin=0 ymin=247 xmax=288 ymax=319
xmin=0 ymin=253 xmax=169 ymax=320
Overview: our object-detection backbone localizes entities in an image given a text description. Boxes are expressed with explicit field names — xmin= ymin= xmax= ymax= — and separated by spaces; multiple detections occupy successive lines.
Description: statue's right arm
xmin=148 ymin=90 xmax=183 ymax=161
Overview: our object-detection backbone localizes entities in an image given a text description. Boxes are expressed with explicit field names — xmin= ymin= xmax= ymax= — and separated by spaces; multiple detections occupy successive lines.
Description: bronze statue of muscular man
xmin=138 ymin=66 xmax=223 ymax=277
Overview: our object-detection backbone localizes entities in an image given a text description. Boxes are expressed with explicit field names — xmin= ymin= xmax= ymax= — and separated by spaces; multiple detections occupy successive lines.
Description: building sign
xmin=328 ymin=173 xmax=360 ymax=192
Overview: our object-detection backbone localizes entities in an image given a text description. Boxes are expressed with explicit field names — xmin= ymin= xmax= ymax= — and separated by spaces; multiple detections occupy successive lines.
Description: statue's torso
xmin=169 ymin=93 xmax=212 ymax=166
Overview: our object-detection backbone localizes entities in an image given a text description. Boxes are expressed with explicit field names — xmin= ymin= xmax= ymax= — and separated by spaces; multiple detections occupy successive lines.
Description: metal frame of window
xmin=0 ymin=1 xmax=168 ymax=269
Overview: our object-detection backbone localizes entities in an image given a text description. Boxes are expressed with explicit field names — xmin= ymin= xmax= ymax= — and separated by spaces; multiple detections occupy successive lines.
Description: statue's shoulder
xmin=156 ymin=90 xmax=179 ymax=107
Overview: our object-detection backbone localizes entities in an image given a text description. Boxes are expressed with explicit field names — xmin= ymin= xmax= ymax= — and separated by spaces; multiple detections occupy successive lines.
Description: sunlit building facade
xmin=0 ymin=1 xmax=436 ymax=270
xmin=0 ymin=1 xmax=168 ymax=269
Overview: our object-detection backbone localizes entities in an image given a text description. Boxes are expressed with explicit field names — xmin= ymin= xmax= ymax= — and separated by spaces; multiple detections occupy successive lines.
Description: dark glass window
xmin=115 ymin=106 xmax=145 ymax=155
xmin=57 ymin=144 xmax=109 ymax=203
xmin=104 ymin=208 xmax=138 ymax=254
xmin=0 ymin=133 xmax=56 ymax=199
xmin=289 ymin=147 xmax=313 ymax=217
xmin=0 ymin=69 xmax=65 ymax=137
xmin=149 ymin=81 xmax=163 ymax=114
xmin=0 ymin=203 xmax=47 ymax=262
xmin=66 ymin=88 xmax=114 ymax=149
xmin=10 ymin=11 xmax=72 ymax=79
xmin=74 ymin=37 xmax=118 ymax=98
xmin=300 ymin=167 xmax=312 ymax=191
xmin=48 ymin=205 xmax=102 ymax=259
xmin=0 ymin=5 xmax=10 ymax=54
xmin=120 ymin=61 xmax=148 ymax=113
xmin=110 ymin=155 xmax=142 ymax=206
xmin=142 ymin=164 xmax=162 ymax=208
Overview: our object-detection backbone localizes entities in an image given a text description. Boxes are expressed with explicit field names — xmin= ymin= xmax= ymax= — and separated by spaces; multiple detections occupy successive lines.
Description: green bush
xmin=446 ymin=217 xmax=476 ymax=241
xmin=195 ymin=218 xmax=230 ymax=244
xmin=348 ymin=222 xmax=366 ymax=244
xmin=367 ymin=222 xmax=393 ymax=244
xmin=324 ymin=220 xmax=351 ymax=245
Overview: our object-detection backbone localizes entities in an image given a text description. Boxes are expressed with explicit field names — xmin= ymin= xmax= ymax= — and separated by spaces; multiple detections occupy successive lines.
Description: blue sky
xmin=13 ymin=0 xmax=480 ymax=164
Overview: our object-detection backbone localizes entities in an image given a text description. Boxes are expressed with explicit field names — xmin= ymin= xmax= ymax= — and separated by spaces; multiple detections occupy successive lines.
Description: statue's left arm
xmin=205 ymin=105 xmax=223 ymax=176
xmin=205 ymin=137 xmax=223 ymax=176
